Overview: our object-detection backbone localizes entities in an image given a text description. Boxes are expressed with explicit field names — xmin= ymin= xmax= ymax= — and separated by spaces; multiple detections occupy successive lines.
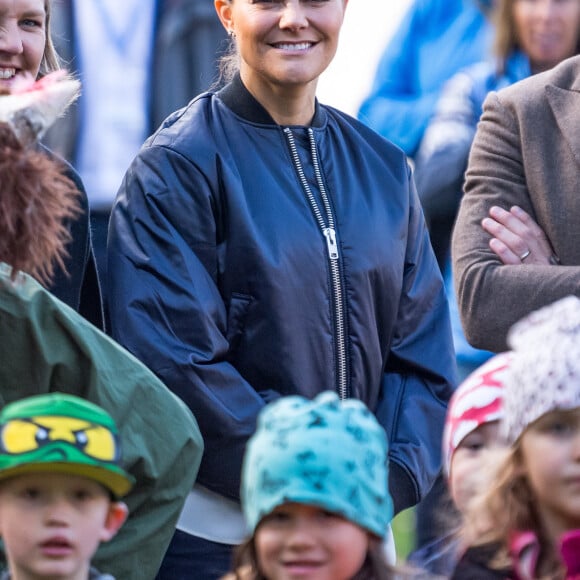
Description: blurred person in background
xmin=1 ymin=0 xmax=102 ymax=327
xmin=412 ymin=0 xmax=580 ymax=552
xmin=357 ymin=0 xmax=494 ymax=158
xmin=414 ymin=0 xmax=580 ymax=375
xmin=415 ymin=0 xmax=580 ymax=274
xmin=43 ymin=0 xmax=228 ymax=312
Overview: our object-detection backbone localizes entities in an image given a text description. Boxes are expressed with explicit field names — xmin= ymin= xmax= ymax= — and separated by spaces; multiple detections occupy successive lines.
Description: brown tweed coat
xmin=452 ymin=55 xmax=580 ymax=352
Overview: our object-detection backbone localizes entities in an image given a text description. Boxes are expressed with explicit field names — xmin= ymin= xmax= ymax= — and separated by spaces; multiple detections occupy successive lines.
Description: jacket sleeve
xmin=452 ymin=92 xmax=580 ymax=352
xmin=375 ymin=165 xmax=456 ymax=514
xmin=414 ymin=69 xmax=479 ymax=225
xmin=108 ymin=144 xmax=274 ymax=501
xmin=357 ymin=4 xmax=439 ymax=156
xmin=44 ymin=153 xmax=104 ymax=329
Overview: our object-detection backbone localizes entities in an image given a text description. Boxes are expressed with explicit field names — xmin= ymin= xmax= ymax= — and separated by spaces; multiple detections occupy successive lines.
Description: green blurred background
xmin=392 ymin=507 xmax=416 ymax=562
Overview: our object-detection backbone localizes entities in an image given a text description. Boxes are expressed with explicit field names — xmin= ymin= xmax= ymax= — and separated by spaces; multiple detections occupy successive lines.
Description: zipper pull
xmin=323 ymin=227 xmax=339 ymax=260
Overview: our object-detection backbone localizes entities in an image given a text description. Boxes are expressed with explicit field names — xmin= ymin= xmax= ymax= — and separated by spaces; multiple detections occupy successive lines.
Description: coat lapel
xmin=546 ymin=70 xmax=580 ymax=168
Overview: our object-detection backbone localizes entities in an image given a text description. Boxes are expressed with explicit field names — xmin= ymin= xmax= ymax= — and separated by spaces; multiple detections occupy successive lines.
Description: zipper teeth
xmin=284 ymin=129 xmax=326 ymax=230
xmin=308 ymin=128 xmax=335 ymax=230
xmin=308 ymin=129 xmax=347 ymax=398
xmin=330 ymin=259 xmax=348 ymax=398
xmin=284 ymin=127 xmax=349 ymax=400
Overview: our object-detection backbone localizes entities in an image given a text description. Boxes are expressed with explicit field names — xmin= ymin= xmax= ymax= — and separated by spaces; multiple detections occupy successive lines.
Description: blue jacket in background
xmin=413 ymin=52 xmax=531 ymax=373
xmin=358 ymin=0 xmax=493 ymax=157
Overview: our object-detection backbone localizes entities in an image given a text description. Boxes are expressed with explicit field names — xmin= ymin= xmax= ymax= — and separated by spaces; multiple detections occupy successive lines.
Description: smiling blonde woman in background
xmin=0 ymin=0 xmax=102 ymax=325
xmin=107 ymin=2 xmax=456 ymax=578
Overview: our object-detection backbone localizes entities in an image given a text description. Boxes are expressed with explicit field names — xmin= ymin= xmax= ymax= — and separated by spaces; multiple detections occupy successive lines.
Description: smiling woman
xmin=107 ymin=1 xmax=456 ymax=578
xmin=0 ymin=0 xmax=101 ymax=325
xmin=214 ymin=0 xmax=346 ymax=125
xmin=0 ymin=0 xmax=45 ymax=87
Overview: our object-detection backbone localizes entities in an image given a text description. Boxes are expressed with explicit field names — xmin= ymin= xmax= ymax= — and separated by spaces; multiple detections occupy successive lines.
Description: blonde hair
xmin=39 ymin=0 xmax=61 ymax=76
xmin=461 ymin=446 xmax=565 ymax=578
xmin=216 ymin=37 xmax=240 ymax=87
xmin=493 ymin=0 xmax=580 ymax=74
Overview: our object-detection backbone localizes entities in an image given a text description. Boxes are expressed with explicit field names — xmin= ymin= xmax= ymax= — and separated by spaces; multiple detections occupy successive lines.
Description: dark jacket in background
xmin=452 ymin=544 xmax=512 ymax=579
xmin=43 ymin=0 xmax=228 ymax=164
xmin=42 ymin=146 xmax=102 ymax=328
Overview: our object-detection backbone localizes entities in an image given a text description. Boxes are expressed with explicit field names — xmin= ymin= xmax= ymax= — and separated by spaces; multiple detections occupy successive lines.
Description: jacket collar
xmin=546 ymin=58 xmax=580 ymax=168
xmin=217 ymin=73 xmax=326 ymax=128
xmin=510 ymin=529 xmax=580 ymax=579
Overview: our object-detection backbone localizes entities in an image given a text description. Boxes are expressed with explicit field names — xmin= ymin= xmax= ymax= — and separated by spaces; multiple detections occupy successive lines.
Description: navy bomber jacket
xmin=108 ymin=75 xmax=456 ymax=514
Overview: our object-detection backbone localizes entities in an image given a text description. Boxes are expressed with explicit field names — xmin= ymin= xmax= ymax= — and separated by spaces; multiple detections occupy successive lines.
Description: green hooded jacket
xmin=0 ymin=264 xmax=204 ymax=579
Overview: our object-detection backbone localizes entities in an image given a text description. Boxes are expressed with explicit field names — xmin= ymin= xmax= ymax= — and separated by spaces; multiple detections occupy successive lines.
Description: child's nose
xmin=44 ymin=498 xmax=73 ymax=525
xmin=286 ymin=519 xmax=317 ymax=548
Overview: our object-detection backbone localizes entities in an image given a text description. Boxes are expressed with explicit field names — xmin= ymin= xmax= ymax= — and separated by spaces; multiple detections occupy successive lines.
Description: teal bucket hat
xmin=0 ymin=392 xmax=135 ymax=498
xmin=242 ymin=391 xmax=393 ymax=538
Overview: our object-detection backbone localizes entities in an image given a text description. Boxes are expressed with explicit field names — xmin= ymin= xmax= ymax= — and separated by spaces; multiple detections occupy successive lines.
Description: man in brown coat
xmin=452 ymin=55 xmax=580 ymax=353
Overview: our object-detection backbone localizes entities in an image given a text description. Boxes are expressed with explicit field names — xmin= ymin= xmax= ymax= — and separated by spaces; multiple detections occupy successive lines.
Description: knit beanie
xmin=503 ymin=295 xmax=580 ymax=444
xmin=242 ymin=391 xmax=392 ymax=538
xmin=442 ymin=352 xmax=509 ymax=476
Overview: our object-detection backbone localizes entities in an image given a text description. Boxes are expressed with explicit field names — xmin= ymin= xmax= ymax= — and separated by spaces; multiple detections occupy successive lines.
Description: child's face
xmin=0 ymin=472 xmax=127 ymax=580
xmin=449 ymin=421 xmax=501 ymax=513
xmin=520 ymin=407 xmax=580 ymax=540
xmin=254 ymin=502 xmax=370 ymax=580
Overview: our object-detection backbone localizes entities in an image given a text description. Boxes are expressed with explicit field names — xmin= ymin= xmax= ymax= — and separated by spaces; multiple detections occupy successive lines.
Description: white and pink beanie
xmin=442 ymin=352 xmax=511 ymax=476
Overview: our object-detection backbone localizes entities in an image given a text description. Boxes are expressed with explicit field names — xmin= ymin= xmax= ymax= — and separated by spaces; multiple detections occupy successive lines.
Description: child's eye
xmin=20 ymin=487 xmax=40 ymax=500
xmin=545 ymin=421 xmax=574 ymax=435
xmin=263 ymin=510 xmax=291 ymax=524
xmin=318 ymin=509 xmax=340 ymax=520
xmin=464 ymin=441 xmax=485 ymax=452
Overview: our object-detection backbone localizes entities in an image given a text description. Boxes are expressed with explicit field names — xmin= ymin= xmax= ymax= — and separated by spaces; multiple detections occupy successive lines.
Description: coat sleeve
xmin=375 ymin=166 xmax=456 ymax=514
xmin=414 ymin=69 xmax=479 ymax=224
xmin=44 ymin=153 xmax=104 ymax=329
xmin=108 ymin=144 xmax=274 ymax=502
xmin=357 ymin=4 xmax=439 ymax=156
xmin=452 ymin=92 xmax=580 ymax=353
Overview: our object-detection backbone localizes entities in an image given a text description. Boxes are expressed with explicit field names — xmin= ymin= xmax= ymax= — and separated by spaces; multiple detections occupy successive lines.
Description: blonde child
xmin=408 ymin=352 xmax=508 ymax=576
xmin=224 ymin=391 xmax=398 ymax=580
xmin=453 ymin=295 xmax=580 ymax=579
xmin=0 ymin=392 xmax=133 ymax=580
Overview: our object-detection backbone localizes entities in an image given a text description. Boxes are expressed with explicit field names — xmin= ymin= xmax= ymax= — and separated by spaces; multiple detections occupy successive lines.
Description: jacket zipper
xmin=283 ymin=127 xmax=349 ymax=400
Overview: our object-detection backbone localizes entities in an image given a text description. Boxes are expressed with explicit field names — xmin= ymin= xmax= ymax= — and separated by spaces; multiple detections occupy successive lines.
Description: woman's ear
xmin=214 ymin=0 xmax=234 ymax=34
xmin=100 ymin=501 xmax=129 ymax=543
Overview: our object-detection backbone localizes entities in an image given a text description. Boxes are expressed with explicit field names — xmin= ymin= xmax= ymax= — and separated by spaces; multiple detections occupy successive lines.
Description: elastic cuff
xmin=388 ymin=462 xmax=419 ymax=516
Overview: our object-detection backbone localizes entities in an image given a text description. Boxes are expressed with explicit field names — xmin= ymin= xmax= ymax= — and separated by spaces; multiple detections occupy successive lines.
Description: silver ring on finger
xmin=519 ymin=249 xmax=531 ymax=262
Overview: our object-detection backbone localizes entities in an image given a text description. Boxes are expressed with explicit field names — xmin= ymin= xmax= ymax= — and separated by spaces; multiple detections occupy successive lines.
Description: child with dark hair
xmin=223 ymin=391 xmax=429 ymax=580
